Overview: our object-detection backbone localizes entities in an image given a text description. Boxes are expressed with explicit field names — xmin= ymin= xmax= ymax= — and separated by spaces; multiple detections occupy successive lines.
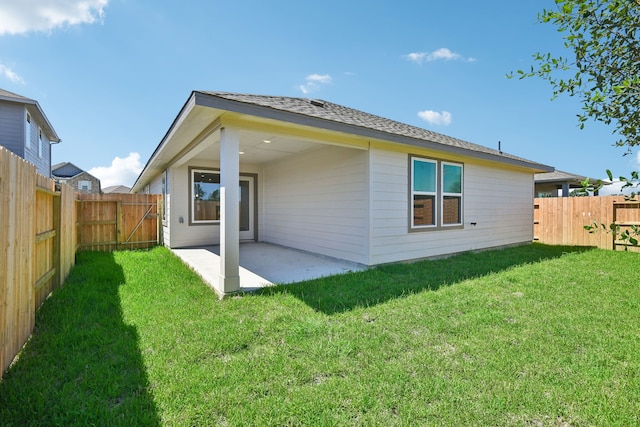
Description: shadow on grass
xmin=0 ymin=252 xmax=160 ymax=426
xmin=258 ymin=243 xmax=595 ymax=315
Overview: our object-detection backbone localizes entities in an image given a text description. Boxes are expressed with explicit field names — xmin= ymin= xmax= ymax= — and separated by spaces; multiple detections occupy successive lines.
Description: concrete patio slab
xmin=171 ymin=242 xmax=367 ymax=293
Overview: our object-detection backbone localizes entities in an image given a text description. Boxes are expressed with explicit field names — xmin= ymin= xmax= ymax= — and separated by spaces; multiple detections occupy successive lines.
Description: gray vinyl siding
xmin=0 ymin=102 xmax=52 ymax=177
xmin=369 ymin=149 xmax=534 ymax=265
xmin=0 ymin=102 xmax=25 ymax=158
xmin=263 ymin=145 xmax=369 ymax=264
xmin=24 ymin=116 xmax=52 ymax=177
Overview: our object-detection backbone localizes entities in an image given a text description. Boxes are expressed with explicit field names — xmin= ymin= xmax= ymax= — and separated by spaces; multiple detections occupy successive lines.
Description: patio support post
xmin=218 ymin=126 xmax=240 ymax=294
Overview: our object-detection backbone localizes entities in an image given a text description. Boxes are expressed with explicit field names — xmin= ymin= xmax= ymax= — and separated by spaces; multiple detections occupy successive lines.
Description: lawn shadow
xmin=258 ymin=243 xmax=595 ymax=315
xmin=0 ymin=252 xmax=161 ymax=426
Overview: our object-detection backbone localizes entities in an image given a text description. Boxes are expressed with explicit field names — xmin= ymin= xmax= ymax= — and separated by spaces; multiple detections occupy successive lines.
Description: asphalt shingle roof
xmin=535 ymin=170 xmax=609 ymax=184
xmin=0 ymin=88 xmax=33 ymax=102
xmin=199 ymin=91 xmax=551 ymax=170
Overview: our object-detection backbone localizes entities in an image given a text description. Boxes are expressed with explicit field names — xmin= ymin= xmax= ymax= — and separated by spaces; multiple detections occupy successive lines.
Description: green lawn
xmin=1 ymin=244 xmax=639 ymax=426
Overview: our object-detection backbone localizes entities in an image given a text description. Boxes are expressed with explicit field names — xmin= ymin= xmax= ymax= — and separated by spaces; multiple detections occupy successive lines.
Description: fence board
xmin=58 ymin=184 xmax=77 ymax=284
xmin=534 ymin=196 xmax=640 ymax=251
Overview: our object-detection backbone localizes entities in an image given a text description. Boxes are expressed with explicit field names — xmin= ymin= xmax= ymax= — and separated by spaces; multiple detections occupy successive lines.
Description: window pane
xmin=239 ymin=180 xmax=250 ymax=231
xmin=193 ymin=172 xmax=220 ymax=221
xmin=443 ymin=196 xmax=461 ymax=225
xmin=413 ymin=160 xmax=436 ymax=192
xmin=443 ymin=164 xmax=461 ymax=194
xmin=25 ymin=113 xmax=31 ymax=149
xmin=413 ymin=195 xmax=435 ymax=226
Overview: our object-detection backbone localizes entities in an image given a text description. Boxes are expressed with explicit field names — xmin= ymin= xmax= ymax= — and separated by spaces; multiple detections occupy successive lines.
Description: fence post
xmin=52 ymin=193 xmax=61 ymax=289
xmin=116 ymin=200 xmax=122 ymax=250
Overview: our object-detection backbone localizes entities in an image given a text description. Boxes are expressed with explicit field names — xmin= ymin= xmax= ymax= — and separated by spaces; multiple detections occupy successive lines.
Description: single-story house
xmin=132 ymin=91 xmax=553 ymax=296
xmin=534 ymin=170 xmax=610 ymax=197
xmin=102 ymin=185 xmax=131 ymax=194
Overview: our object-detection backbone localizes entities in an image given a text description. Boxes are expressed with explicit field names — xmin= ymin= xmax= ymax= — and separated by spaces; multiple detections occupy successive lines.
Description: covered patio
xmin=171 ymin=242 xmax=367 ymax=295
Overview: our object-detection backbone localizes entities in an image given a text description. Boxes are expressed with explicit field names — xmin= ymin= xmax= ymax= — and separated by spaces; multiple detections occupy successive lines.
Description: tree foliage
xmin=581 ymin=170 xmax=640 ymax=249
xmin=512 ymin=0 xmax=640 ymax=150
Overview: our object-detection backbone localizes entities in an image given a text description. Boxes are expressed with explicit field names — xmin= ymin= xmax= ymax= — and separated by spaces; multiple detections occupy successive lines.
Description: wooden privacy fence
xmin=1 ymin=147 xmax=76 ymax=379
xmin=1 ymin=146 xmax=162 ymax=379
xmin=534 ymin=196 xmax=640 ymax=252
xmin=77 ymin=193 xmax=161 ymax=251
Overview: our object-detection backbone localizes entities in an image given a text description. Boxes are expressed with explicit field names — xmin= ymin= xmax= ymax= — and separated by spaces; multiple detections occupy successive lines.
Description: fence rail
xmin=1 ymin=146 xmax=160 ymax=379
xmin=534 ymin=196 xmax=640 ymax=252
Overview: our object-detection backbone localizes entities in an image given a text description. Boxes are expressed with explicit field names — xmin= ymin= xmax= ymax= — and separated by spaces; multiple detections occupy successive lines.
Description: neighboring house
xmin=132 ymin=91 xmax=553 ymax=295
xmin=0 ymin=88 xmax=60 ymax=177
xmin=103 ymin=185 xmax=131 ymax=194
xmin=52 ymin=162 xmax=102 ymax=194
xmin=534 ymin=170 xmax=609 ymax=197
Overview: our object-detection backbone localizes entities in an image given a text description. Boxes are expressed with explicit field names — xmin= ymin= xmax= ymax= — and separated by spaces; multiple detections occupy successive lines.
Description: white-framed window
xmin=79 ymin=180 xmax=92 ymax=191
xmin=38 ymin=128 xmax=43 ymax=158
xmin=411 ymin=156 xmax=463 ymax=229
xmin=441 ymin=162 xmax=463 ymax=226
xmin=191 ymin=169 xmax=221 ymax=223
xmin=411 ymin=158 xmax=437 ymax=227
xmin=25 ymin=112 xmax=31 ymax=149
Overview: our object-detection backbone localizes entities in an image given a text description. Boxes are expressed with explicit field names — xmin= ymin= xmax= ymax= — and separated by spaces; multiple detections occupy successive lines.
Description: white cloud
xmin=418 ymin=110 xmax=453 ymax=126
xmin=298 ymin=73 xmax=332 ymax=94
xmin=404 ymin=48 xmax=476 ymax=64
xmin=0 ymin=63 xmax=25 ymax=84
xmin=89 ymin=152 xmax=143 ymax=188
xmin=0 ymin=0 xmax=108 ymax=35
xmin=598 ymin=179 xmax=639 ymax=196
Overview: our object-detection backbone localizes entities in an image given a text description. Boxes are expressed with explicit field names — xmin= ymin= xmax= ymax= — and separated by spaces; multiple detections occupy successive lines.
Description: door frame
xmin=239 ymin=173 xmax=257 ymax=241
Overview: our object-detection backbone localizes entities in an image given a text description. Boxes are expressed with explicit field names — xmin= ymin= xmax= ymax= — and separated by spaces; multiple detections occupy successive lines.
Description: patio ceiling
xmin=156 ymin=101 xmax=360 ymax=169
xmin=189 ymin=128 xmax=325 ymax=165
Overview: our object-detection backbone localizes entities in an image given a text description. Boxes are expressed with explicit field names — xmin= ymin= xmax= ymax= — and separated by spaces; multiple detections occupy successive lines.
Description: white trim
xmin=441 ymin=161 xmax=463 ymax=227
xmin=38 ymin=127 xmax=43 ymax=158
xmin=25 ymin=111 xmax=31 ymax=149
xmin=239 ymin=176 xmax=255 ymax=241
xmin=191 ymin=168 xmax=221 ymax=224
xmin=410 ymin=156 xmax=464 ymax=229
xmin=411 ymin=157 xmax=437 ymax=229
xmin=161 ymin=170 xmax=168 ymax=224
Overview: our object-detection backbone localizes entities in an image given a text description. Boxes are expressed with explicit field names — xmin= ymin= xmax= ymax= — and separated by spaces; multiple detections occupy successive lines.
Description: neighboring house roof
xmin=103 ymin=185 xmax=131 ymax=194
xmin=134 ymin=91 xmax=553 ymax=191
xmin=534 ymin=170 xmax=610 ymax=186
xmin=51 ymin=162 xmax=101 ymax=187
xmin=51 ymin=162 xmax=86 ymax=178
xmin=0 ymin=88 xmax=60 ymax=143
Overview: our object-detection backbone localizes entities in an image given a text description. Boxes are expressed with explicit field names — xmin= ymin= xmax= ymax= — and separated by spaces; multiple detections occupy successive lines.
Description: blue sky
xmin=1 ymin=0 xmax=638 ymax=190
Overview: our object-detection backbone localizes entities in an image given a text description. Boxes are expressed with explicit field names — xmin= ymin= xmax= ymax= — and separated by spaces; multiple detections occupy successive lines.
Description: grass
xmin=1 ymin=244 xmax=639 ymax=426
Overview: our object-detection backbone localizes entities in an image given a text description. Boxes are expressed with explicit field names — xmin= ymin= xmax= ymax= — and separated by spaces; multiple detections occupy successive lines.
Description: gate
xmin=77 ymin=193 xmax=161 ymax=251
